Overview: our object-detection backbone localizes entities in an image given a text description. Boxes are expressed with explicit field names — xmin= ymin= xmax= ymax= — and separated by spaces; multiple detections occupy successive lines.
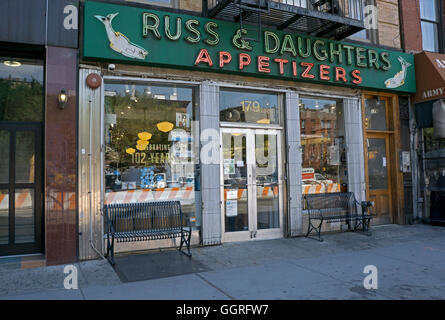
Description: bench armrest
xmin=354 ymin=200 xmax=374 ymax=217
xmin=104 ymin=210 xmax=115 ymax=236
xmin=307 ymin=208 xmax=323 ymax=219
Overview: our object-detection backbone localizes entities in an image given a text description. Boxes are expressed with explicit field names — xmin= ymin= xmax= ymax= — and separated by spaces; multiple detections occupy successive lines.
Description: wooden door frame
xmin=362 ymin=92 xmax=404 ymax=224
xmin=365 ymin=132 xmax=393 ymax=224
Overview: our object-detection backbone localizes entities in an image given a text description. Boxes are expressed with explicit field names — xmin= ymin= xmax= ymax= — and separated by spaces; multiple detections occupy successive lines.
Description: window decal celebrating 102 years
xmin=83 ymin=0 xmax=416 ymax=93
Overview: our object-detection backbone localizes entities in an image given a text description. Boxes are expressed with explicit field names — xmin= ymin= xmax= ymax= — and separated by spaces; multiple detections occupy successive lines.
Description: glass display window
xmin=103 ymin=81 xmax=200 ymax=226
xmin=0 ymin=57 xmax=43 ymax=122
xmin=220 ymin=89 xmax=282 ymax=125
xmin=299 ymin=97 xmax=347 ymax=196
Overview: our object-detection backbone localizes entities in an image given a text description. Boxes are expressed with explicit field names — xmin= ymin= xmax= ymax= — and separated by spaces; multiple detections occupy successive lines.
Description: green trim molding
xmin=83 ymin=0 xmax=416 ymax=93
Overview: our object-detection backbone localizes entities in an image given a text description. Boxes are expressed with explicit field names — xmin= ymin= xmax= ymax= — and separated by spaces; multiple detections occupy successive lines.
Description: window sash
xmin=125 ymin=0 xmax=175 ymax=7
xmin=421 ymin=20 xmax=440 ymax=52
xmin=420 ymin=0 xmax=439 ymax=22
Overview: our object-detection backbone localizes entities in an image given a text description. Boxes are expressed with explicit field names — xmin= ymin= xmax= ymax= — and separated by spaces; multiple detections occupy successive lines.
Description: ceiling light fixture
xmin=3 ymin=61 xmax=21 ymax=67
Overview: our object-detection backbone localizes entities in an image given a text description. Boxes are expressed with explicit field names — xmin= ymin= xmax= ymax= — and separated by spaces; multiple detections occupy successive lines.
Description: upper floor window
xmin=420 ymin=0 xmax=440 ymax=52
xmin=280 ymin=0 xmax=308 ymax=8
xmin=348 ymin=0 xmax=377 ymax=43
xmin=125 ymin=0 xmax=177 ymax=7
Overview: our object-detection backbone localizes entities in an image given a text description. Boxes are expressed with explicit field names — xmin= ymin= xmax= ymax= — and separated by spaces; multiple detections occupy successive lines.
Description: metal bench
xmin=104 ymin=200 xmax=192 ymax=265
xmin=304 ymin=192 xmax=373 ymax=241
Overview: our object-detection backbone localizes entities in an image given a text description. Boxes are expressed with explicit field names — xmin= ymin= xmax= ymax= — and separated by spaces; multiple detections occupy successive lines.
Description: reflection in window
xmin=424 ymin=128 xmax=445 ymax=155
xmin=255 ymin=133 xmax=280 ymax=230
xmin=299 ymin=97 xmax=346 ymax=195
xmin=15 ymin=131 xmax=35 ymax=184
xmin=104 ymin=82 xmax=200 ymax=226
xmin=422 ymin=127 xmax=445 ymax=193
xmin=15 ymin=189 xmax=35 ymax=244
xmin=367 ymin=138 xmax=388 ymax=190
xmin=126 ymin=0 xmax=175 ymax=7
xmin=0 ymin=189 xmax=8 ymax=244
xmin=0 ymin=131 xmax=9 ymax=184
xmin=420 ymin=0 xmax=440 ymax=52
xmin=223 ymin=132 xmax=248 ymax=232
xmin=0 ymin=57 xmax=43 ymax=122
xmin=365 ymin=97 xmax=387 ymax=130
xmin=220 ymin=89 xmax=281 ymax=125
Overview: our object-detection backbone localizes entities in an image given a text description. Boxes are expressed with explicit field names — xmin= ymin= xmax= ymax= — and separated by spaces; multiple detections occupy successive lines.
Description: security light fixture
xmin=58 ymin=89 xmax=68 ymax=109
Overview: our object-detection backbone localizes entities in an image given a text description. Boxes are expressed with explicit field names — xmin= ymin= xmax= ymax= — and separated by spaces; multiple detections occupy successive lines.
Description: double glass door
xmin=220 ymin=128 xmax=283 ymax=242
xmin=0 ymin=123 xmax=42 ymax=255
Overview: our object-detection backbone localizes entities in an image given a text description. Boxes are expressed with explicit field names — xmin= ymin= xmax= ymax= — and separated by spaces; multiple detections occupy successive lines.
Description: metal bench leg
xmin=105 ymin=232 xmax=110 ymax=258
xmin=353 ymin=218 xmax=372 ymax=237
xmin=353 ymin=218 xmax=362 ymax=232
xmin=179 ymin=228 xmax=192 ymax=258
xmin=305 ymin=218 xmax=324 ymax=242
xmin=316 ymin=219 xmax=323 ymax=242
xmin=364 ymin=218 xmax=372 ymax=236
xmin=107 ymin=231 xmax=116 ymax=266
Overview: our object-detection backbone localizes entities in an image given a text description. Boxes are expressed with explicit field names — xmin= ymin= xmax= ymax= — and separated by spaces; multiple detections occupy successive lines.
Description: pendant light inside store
xmin=3 ymin=60 xmax=21 ymax=67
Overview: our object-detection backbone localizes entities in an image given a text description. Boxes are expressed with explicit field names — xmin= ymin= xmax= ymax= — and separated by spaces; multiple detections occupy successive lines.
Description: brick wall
xmin=399 ymin=0 xmax=423 ymax=53
xmin=376 ymin=0 xmax=402 ymax=48
xmin=442 ymin=0 xmax=445 ymax=52
xmin=180 ymin=0 xmax=202 ymax=12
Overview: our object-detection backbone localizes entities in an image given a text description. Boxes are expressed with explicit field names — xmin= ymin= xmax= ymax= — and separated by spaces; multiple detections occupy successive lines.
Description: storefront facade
xmin=78 ymin=0 xmax=416 ymax=260
xmin=0 ymin=0 xmax=79 ymax=264
xmin=412 ymin=51 xmax=445 ymax=224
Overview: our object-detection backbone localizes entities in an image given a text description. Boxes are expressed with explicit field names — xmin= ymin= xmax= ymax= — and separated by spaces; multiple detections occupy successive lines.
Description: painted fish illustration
xmin=95 ymin=13 xmax=148 ymax=60
xmin=384 ymin=56 xmax=411 ymax=89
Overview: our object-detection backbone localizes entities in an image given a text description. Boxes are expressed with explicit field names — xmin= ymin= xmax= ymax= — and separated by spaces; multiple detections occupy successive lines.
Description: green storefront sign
xmin=83 ymin=0 xmax=416 ymax=93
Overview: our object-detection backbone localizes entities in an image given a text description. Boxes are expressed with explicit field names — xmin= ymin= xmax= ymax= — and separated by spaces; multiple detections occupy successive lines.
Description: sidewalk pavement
xmin=1 ymin=224 xmax=445 ymax=300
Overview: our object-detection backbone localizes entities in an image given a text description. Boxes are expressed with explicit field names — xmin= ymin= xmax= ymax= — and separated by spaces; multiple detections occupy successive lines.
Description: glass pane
xmin=367 ymin=138 xmax=388 ymax=190
xmin=15 ymin=189 xmax=35 ymax=244
xmin=223 ymin=132 xmax=249 ymax=232
xmin=256 ymin=133 xmax=279 ymax=230
xmin=421 ymin=21 xmax=439 ymax=52
xmin=126 ymin=0 xmax=173 ymax=6
xmin=423 ymin=128 xmax=445 ymax=154
xmin=15 ymin=131 xmax=35 ymax=183
xmin=365 ymin=98 xmax=387 ymax=130
xmin=0 ymin=57 xmax=43 ymax=122
xmin=350 ymin=29 xmax=368 ymax=40
xmin=281 ymin=0 xmax=308 ymax=8
xmin=0 ymin=189 xmax=8 ymax=244
xmin=104 ymin=82 xmax=199 ymax=225
xmin=347 ymin=0 xmax=365 ymax=20
xmin=299 ymin=97 xmax=346 ymax=196
xmin=420 ymin=0 xmax=438 ymax=21
xmin=220 ymin=90 xmax=281 ymax=125
xmin=0 ymin=131 xmax=9 ymax=184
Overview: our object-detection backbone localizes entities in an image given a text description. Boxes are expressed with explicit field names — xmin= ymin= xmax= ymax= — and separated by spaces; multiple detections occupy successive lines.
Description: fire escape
xmin=204 ymin=0 xmax=366 ymax=40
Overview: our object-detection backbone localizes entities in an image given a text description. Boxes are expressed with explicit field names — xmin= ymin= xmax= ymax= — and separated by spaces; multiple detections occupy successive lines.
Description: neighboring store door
xmin=220 ymin=128 xmax=283 ymax=242
xmin=0 ymin=123 xmax=42 ymax=256
xmin=363 ymin=94 xmax=397 ymax=225
xmin=365 ymin=133 xmax=392 ymax=224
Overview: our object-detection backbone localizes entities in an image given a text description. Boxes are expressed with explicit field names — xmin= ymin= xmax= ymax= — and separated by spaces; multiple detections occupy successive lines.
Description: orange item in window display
xmin=137 ymin=132 xmax=152 ymax=141
xmin=136 ymin=144 xmax=146 ymax=151
xmin=137 ymin=140 xmax=149 ymax=147
xmin=157 ymin=121 xmax=174 ymax=133
xmin=126 ymin=148 xmax=136 ymax=155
